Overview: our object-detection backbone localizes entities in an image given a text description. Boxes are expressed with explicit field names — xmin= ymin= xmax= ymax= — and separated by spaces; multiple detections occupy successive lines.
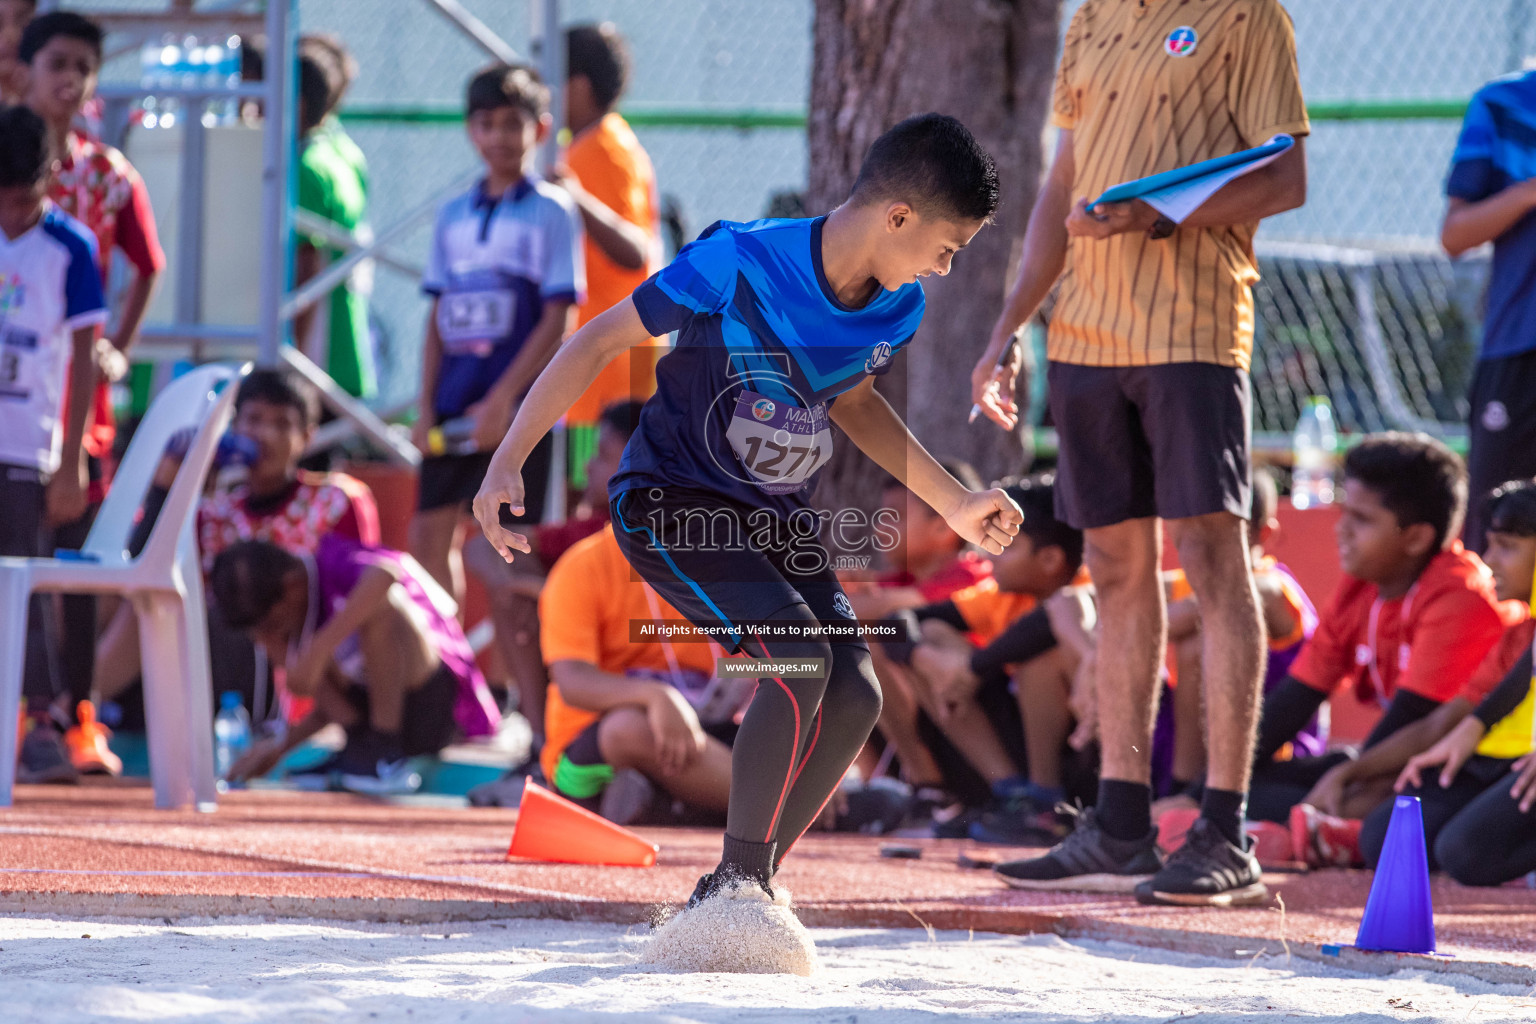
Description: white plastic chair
xmin=0 ymin=362 xmax=249 ymax=809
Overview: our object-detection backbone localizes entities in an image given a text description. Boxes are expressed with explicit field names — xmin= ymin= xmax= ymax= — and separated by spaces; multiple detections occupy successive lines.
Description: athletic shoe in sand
xmin=686 ymin=869 xmax=774 ymax=910
xmin=1135 ymin=817 xmax=1269 ymax=907
xmin=993 ymin=807 xmax=1162 ymax=892
xmin=65 ymin=701 xmax=122 ymax=776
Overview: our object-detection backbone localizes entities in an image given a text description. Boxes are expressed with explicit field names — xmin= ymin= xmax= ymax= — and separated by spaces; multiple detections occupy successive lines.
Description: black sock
xmin=1095 ymin=779 xmax=1152 ymax=841
xmin=1200 ymin=787 xmax=1247 ymax=847
xmin=720 ymin=834 xmax=776 ymax=889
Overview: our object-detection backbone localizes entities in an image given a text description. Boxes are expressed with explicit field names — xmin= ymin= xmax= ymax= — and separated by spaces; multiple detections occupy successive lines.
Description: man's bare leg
xmin=1085 ymin=517 xmax=1165 ymax=840
xmin=1170 ymin=511 xmax=1264 ymax=846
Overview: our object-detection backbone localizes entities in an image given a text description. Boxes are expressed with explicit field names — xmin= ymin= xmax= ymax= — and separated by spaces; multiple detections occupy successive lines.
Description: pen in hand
xmin=969 ymin=332 xmax=1020 ymax=424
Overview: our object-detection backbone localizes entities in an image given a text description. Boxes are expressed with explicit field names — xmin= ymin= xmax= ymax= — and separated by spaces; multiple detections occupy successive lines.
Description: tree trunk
xmin=808 ymin=0 xmax=1061 ymax=535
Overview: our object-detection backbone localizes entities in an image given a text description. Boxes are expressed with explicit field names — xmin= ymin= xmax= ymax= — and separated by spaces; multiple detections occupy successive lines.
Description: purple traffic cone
xmin=1355 ymin=794 xmax=1435 ymax=954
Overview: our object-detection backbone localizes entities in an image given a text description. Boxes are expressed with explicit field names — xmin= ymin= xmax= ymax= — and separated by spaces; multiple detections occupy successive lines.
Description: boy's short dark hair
xmin=210 ymin=540 xmax=302 ymax=629
xmin=1250 ymin=465 xmax=1278 ymax=529
xmin=297 ymin=52 xmax=334 ymax=131
xmin=1002 ymin=472 xmax=1084 ymax=572
xmin=1343 ymin=432 xmax=1467 ymax=550
xmin=850 ymin=113 xmax=999 ymax=223
xmin=566 ymin=23 xmax=629 ymax=110
xmin=598 ymin=399 xmax=645 ymax=442
xmin=466 ymin=63 xmax=549 ymax=120
xmin=19 ymin=11 xmax=103 ymax=65
xmin=1487 ymin=478 xmax=1536 ymax=537
xmin=0 ymin=104 xmax=50 ymax=188
xmin=299 ymin=33 xmax=358 ymax=114
xmin=236 ymin=367 xmax=321 ymax=432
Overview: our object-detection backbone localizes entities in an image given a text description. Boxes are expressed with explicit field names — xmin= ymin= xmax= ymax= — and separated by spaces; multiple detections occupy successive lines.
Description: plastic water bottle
xmin=137 ymin=40 xmax=160 ymax=128
xmin=214 ymin=690 xmax=251 ymax=783
xmin=152 ymin=34 xmax=182 ymax=129
xmin=1291 ymin=396 xmax=1338 ymax=509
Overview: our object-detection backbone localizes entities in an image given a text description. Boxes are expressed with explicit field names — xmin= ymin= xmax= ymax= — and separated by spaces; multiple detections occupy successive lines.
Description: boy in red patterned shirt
xmin=89 ymin=370 xmax=380 ymax=762
xmin=22 ymin=12 xmax=165 ymax=738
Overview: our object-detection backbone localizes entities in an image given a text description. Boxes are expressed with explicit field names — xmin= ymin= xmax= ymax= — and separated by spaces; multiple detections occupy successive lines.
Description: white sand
xmin=642 ymin=881 xmax=818 ymax=975
xmin=1 ymin=914 xmax=1532 ymax=1023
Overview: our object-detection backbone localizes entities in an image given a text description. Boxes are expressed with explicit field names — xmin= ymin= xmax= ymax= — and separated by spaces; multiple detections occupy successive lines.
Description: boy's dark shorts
xmin=1464 ymin=348 xmax=1536 ymax=550
xmin=343 ymin=661 xmax=461 ymax=757
xmin=1047 ymin=361 xmax=1251 ymax=530
xmin=609 ymin=486 xmax=863 ymax=656
xmin=417 ymin=429 xmax=553 ymax=524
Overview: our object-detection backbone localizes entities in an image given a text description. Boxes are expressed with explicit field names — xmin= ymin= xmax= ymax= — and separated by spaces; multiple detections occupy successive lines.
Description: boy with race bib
xmin=410 ymin=63 xmax=583 ymax=604
xmin=472 ymin=114 xmax=1022 ymax=907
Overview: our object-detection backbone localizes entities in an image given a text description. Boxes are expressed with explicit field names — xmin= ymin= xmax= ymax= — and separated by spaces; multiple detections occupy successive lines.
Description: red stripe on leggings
xmin=754 ymin=633 xmax=799 ymax=843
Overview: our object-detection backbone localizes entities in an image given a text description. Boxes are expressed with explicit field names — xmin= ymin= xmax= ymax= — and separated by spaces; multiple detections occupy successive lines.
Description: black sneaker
xmin=968 ymin=794 xmax=1073 ymax=846
xmin=993 ymin=808 xmax=1162 ymax=892
xmin=1135 ymin=817 xmax=1269 ymax=907
xmin=18 ymin=724 xmax=78 ymax=784
xmin=686 ymin=869 xmax=774 ymax=909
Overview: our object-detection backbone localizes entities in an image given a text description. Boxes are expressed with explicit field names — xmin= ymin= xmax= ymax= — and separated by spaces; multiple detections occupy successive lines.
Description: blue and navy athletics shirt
xmin=611 ymin=216 xmax=925 ymax=518
xmin=422 ymin=176 xmax=584 ymax=419
xmin=1448 ymin=70 xmax=1536 ymax=361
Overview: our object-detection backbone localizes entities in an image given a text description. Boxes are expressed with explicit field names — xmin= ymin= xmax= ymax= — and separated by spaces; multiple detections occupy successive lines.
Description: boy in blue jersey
xmin=1442 ymin=70 xmax=1536 ymax=551
xmin=472 ymin=114 xmax=1022 ymax=907
xmin=0 ymin=104 xmax=103 ymax=782
xmin=410 ymin=64 xmax=584 ymax=604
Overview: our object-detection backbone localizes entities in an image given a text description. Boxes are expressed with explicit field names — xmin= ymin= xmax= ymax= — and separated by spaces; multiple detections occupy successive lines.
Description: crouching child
xmin=211 ymin=535 xmax=501 ymax=793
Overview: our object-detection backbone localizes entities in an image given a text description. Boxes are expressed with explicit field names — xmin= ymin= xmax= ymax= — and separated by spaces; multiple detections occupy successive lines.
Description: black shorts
xmin=1048 ymin=361 xmax=1251 ymax=530
xmin=1 ymin=463 xmax=57 ymax=703
xmin=343 ymin=661 xmax=461 ymax=757
xmin=417 ymin=429 xmax=553 ymax=524
xmin=1465 ymin=349 xmax=1536 ymax=551
xmin=609 ymin=486 xmax=863 ymax=656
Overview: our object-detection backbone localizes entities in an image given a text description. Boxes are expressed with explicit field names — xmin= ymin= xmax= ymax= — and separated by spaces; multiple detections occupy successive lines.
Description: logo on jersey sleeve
xmin=1165 ymin=26 xmax=1198 ymax=57
xmin=833 ymin=592 xmax=855 ymax=619
xmin=864 ymin=342 xmax=893 ymax=373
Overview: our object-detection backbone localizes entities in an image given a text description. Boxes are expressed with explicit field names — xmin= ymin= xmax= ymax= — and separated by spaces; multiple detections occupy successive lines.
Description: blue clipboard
xmin=1087 ymin=135 xmax=1294 ymax=211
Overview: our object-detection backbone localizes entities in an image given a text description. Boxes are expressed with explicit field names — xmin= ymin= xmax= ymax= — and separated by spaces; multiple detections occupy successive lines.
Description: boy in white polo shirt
xmin=408 ymin=63 xmax=583 ymax=618
xmin=0 ymin=104 xmax=104 ymax=782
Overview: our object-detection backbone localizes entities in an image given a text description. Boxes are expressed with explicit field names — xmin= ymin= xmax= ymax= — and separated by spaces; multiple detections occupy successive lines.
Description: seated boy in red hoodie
xmin=1248 ymin=435 xmax=1522 ymax=855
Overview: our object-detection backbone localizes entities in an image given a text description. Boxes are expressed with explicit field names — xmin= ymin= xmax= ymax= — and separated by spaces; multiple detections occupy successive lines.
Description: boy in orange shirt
xmin=539 ymin=525 xmax=738 ymax=821
xmin=557 ymin=23 xmax=661 ymax=491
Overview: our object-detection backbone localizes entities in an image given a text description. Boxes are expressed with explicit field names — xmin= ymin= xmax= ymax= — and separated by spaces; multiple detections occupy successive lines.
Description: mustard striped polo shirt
xmin=1049 ymin=0 xmax=1309 ymax=370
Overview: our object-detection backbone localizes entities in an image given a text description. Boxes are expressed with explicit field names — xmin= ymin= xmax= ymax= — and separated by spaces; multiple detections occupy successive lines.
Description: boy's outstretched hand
xmin=472 ymin=463 xmax=534 ymax=564
xmin=942 ymin=487 xmax=1023 ymax=555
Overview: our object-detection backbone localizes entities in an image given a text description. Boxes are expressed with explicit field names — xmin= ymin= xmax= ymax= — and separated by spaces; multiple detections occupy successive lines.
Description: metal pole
xmin=532 ymin=0 xmax=566 ymax=523
xmin=422 ymin=0 xmax=519 ymax=65
xmin=531 ymin=0 xmax=563 ymax=175
xmin=174 ymin=116 xmax=207 ymax=361
xmin=257 ymin=0 xmax=293 ymax=367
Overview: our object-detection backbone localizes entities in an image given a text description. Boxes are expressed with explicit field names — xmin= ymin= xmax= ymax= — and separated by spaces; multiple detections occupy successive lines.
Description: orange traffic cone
xmin=507 ymin=779 xmax=659 ymax=867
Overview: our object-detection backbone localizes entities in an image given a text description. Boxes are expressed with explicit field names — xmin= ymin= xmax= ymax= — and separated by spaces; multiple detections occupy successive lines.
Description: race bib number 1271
xmin=724 ymin=390 xmax=833 ymax=494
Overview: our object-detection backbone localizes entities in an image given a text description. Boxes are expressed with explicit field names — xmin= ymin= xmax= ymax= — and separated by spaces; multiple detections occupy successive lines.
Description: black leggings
xmin=1361 ymin=755 xmax=1536 ymax=885
xmin=730 ymin=605 xmax=882 ymax=867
